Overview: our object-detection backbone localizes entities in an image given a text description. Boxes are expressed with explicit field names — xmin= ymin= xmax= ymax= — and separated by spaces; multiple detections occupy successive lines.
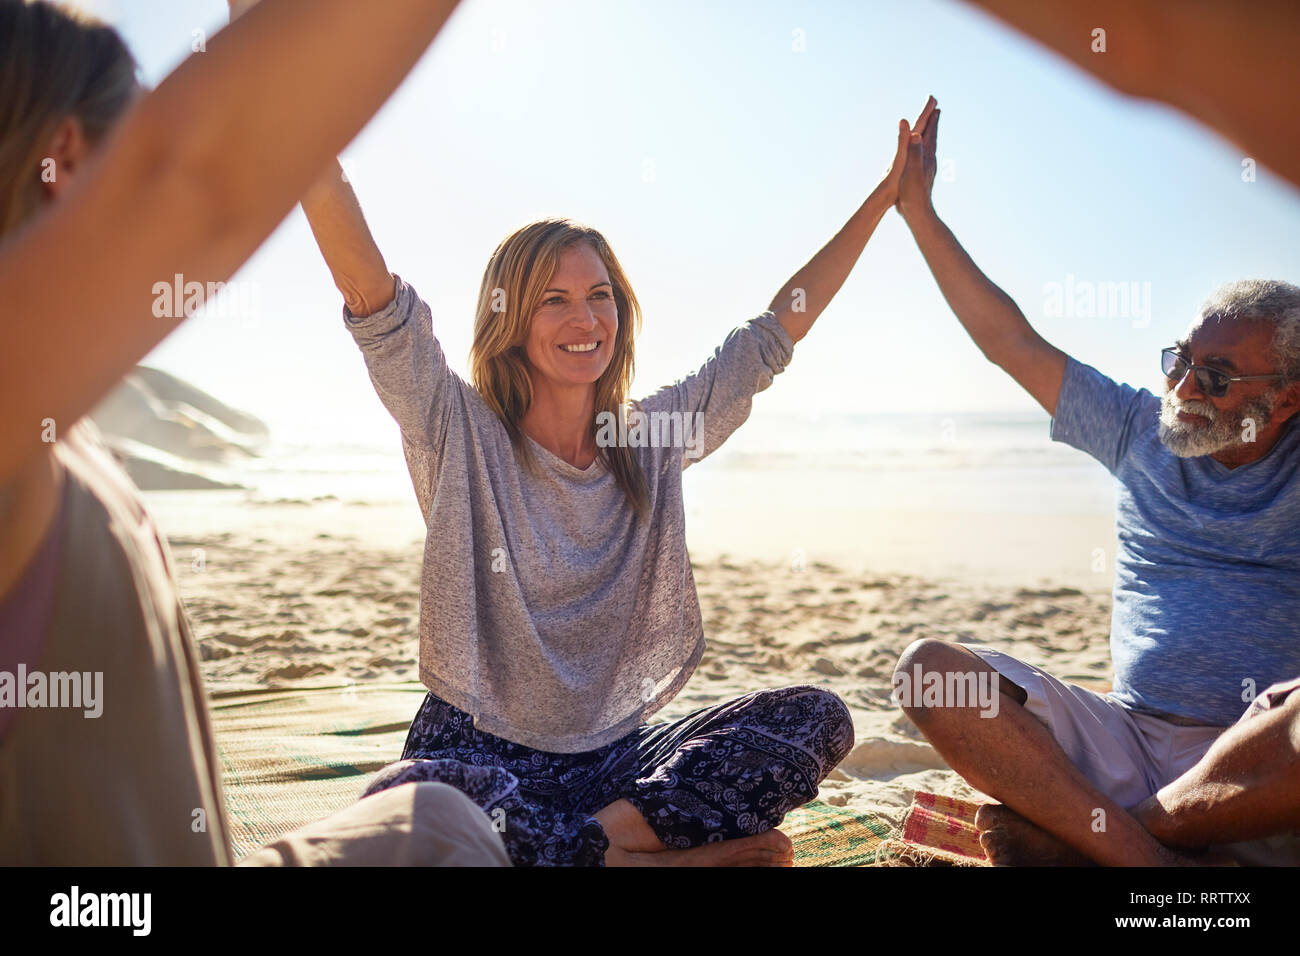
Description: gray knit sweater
xmin=345 ymin=276 xmax=794 ymax=751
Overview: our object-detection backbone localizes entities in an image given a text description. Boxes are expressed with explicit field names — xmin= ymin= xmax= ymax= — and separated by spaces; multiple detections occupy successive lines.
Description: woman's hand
xmin=897 ymin=104 xmax=940 ymax=220
xmin=875 ymin=96 xmax=937 ymax=207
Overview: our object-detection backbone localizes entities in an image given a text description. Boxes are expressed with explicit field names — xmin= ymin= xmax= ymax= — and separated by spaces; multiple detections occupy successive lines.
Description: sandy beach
xmin=150 ymin=487 xmax=1117 ymax=838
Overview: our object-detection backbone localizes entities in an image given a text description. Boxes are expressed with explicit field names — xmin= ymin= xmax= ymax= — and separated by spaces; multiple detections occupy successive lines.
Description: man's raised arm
xmin=897 ymin=110 xmax=1067 ymax=416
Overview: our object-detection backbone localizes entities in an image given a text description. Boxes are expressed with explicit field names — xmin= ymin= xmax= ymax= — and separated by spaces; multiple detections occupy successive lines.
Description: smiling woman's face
xmin=524 ymin=242 xmax=619 ymax=392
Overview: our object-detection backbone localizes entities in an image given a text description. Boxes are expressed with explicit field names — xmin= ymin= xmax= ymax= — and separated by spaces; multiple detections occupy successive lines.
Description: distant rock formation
xmin=89 ymin=366 xmax=269 ymax=490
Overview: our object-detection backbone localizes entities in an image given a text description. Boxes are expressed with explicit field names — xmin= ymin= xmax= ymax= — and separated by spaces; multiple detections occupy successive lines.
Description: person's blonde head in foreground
xmin=0 ymin=0 xmax=140 ymax=235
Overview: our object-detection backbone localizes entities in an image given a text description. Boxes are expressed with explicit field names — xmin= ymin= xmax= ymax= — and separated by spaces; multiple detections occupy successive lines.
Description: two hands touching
xmin=877 ymin=95 xmax=941 ymax=221
xmin=762 ymin=95 xmax=944 ymax=343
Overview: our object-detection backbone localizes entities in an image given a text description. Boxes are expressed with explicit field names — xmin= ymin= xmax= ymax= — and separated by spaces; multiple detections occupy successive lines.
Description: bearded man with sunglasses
xmin=888 ymin=106 xmax=1300 ymax=867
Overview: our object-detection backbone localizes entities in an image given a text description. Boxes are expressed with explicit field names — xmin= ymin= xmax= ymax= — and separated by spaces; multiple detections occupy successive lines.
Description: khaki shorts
xmin=238 ymin=781 xmax=511 ymax=867
xmin=967 ymin=645 xmax=1300 ymax=866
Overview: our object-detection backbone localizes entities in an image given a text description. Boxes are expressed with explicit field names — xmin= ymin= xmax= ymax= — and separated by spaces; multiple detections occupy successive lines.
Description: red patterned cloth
xmin=897 ymin=791 xmax=990 ymax=864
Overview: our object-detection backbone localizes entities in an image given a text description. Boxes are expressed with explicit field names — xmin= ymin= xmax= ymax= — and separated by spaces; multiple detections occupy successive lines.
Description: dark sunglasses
xmin=1160 ymin=347 xmax=1284 ymax=398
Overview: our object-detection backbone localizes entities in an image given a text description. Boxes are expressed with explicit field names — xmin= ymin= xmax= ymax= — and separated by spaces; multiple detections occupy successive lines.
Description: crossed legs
xmin=971 ymin=683 xmax=1300 ymax=866
xmin=1132 ymin=684 xmax=1300 ymax=851
xmin=894 ymin=639 xmax=1194 ymax=866
xmin=383 ymin=684 xmax=855 ymax=866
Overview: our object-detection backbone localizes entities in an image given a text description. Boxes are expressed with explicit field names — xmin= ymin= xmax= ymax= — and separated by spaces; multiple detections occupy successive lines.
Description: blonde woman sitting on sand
xmin=278 ymin=0 xmax=940 ymax=863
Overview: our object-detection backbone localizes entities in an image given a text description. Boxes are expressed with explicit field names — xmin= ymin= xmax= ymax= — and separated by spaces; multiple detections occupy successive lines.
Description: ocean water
xmin=208 ymin=409 xmax=1116 ymax=518
xmin=140 ymin=406 xmax=1119 ymax=589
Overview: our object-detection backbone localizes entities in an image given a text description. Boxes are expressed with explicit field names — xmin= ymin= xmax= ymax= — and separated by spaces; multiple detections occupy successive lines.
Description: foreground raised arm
xmin=228 ymin=0 xmax=396 ymax=318
xmin=0 ymin=0 xmax=460 ymax=483
xmin=767 ymin=97 xmax=937 ymax=343
xmin=897 ymin=110 xmax=1067 ymax=415
xmin=965 ymin=0 xmax=1300 ymax=190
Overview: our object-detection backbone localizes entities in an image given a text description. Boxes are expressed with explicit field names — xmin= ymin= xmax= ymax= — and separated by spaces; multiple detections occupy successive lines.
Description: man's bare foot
xmin=594 ymin=797 xmax=794 ymax=867
xmin=974 ymin=804 xmax=1235 ymax=867
xmin=974 ymin=804 xmax=1095 ymax=866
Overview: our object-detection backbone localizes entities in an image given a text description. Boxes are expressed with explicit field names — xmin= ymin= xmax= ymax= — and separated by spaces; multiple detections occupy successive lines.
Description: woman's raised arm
xmin=298 ymin=158 xmax=459 ymax=454
xmin=300 ymin=160 xmax=397 ymax=318
xmin=636 ymin=99 xmax=940 ymax=467
xmin=0 ymin=0 xmax=460 ymax=483
xmin=766 ymin=96 xmax=936 ymax=343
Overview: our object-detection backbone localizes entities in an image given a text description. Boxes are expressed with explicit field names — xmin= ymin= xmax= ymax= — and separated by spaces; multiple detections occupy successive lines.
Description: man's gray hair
xmin=1199 ymin=279 xmax=1300 ymax=382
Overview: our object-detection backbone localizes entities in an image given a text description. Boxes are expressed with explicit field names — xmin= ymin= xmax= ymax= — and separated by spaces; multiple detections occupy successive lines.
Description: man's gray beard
xmin=1158 ymin=390 xmax=1275 ymax=458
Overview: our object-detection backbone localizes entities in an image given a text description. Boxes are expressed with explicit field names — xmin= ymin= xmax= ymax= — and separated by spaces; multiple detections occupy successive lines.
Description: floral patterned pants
xmin=362 ymin=683 xmax=855 ymax=866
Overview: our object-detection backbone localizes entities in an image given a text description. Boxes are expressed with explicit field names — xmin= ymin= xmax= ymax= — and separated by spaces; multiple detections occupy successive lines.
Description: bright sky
xmin=75 ymin=0 xmax=1300 ymax=445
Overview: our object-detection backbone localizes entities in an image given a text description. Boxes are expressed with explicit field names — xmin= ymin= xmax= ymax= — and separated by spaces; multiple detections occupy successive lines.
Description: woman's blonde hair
xmin=470 ymin=218 xmax=649 ymax=517
xmin=0 ymin=0 xmax=139 ymax=236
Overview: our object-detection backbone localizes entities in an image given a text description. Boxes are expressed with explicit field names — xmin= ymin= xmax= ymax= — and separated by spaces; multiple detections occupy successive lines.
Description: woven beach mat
xmin=778 ymin=799 xmax=898 ymax=867
xmin=211 ymin=682 xmax=907 ymax=865
xmin=879 ymin=791 xmax=991 ymax=866
xmin=210 ymin=682 xmax=427 ymax=859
